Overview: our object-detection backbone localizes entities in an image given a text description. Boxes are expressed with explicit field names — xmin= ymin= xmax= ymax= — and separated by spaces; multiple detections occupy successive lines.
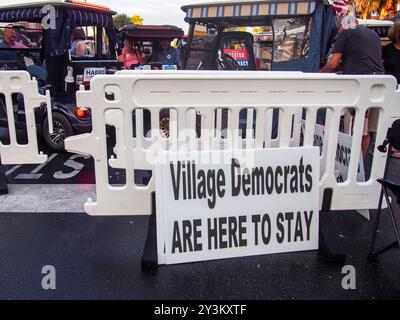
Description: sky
xmin=3 ymin=0 xmax=204 ymax=31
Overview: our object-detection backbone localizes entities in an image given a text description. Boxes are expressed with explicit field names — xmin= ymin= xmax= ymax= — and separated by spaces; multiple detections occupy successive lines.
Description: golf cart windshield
xmin=185 ymin=16 xmax=312 ymax=70
xmin=119 ymin=24 xmax=185 ymax=70
xmin=185 ymin=23 xmax=218 ymax=70
xmin=0 ymin=23 xmax=43 ymax=69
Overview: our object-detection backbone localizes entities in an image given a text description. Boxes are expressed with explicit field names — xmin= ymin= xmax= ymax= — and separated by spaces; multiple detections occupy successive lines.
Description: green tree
xmin=113 ymin=13 xmax=131 ymax=28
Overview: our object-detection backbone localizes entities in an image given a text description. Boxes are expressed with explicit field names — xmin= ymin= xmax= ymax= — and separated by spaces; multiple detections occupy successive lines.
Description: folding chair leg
xmin=384 ymin=190 xmax=400 ymax=248
xmin=368 ymin=188 xmax=400 ymax=262
xmin=368 ymin=191 xmax=384 ymax=261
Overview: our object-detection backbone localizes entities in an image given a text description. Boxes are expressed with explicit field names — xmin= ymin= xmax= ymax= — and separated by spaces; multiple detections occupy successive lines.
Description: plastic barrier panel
xmin=0 ymin=71 xmax=52 ymax=165
xmin=65 ymin=71 xmax=400 ymax=216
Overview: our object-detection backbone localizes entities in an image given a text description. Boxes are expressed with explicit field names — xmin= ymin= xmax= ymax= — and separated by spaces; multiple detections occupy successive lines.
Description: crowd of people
xmin=320 ymin=15 xmax=400 ymax=158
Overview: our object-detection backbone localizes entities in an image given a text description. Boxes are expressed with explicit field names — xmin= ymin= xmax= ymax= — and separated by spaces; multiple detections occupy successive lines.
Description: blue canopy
xmin=272 ymin=2 xmax=336 ymax=72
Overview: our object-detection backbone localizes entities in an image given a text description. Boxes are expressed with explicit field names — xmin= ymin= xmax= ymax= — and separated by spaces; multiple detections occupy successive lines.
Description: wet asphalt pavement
xmin=0 ymin=130 xmax=400 ymax=300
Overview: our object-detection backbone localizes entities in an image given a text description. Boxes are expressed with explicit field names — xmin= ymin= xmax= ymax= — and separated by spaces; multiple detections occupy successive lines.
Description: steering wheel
xmin=218 ymin=52 xmax=242 ymax=71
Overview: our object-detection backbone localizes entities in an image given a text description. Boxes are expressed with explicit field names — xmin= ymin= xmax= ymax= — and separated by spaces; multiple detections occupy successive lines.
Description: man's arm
xmin=320 ymin=53 xmax=342 ymax=73
xmin=320 ymin=29 xmax=347 ymax=73
xmin=76 ymin=42 xmax=86 ymax=57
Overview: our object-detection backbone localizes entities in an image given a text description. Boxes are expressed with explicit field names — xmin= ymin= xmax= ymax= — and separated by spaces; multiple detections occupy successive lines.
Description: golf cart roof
xmin=358 ymin=19 xmax=394 ymax=38
xmin=0 ymin=0 xmax=116 ymax=23
xmin=358 ymin=19 xmax=394 ymax=27
xmin=120 ymin=25 xmax=185 ymax=40
xmin=182 ymin=0 xmax=318 ymax=24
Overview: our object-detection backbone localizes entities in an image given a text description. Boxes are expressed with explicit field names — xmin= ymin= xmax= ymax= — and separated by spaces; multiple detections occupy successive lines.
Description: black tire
xmin=42 ymin=113 xmax=74 ymax=152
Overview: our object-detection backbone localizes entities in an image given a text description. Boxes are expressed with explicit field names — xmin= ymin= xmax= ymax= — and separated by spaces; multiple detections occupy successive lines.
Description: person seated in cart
xmin=148 ymin=39 xmax=181 ymax=69
xmin=119 ymin=24 xmax=184 ymax=70
xmin=118 ymin=38 xmax=146 ymax=69
xmin=70 ymin=28 xmax=89 ymax=57
xmin=0 ymin=25 xmax=28 ymax=61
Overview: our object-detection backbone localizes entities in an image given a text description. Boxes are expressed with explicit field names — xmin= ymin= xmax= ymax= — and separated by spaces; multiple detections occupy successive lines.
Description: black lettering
xmin=262 ymin=214 xmax=271 ymax=245
xmin=294 ymin=212 xmax=304 ymax=242
xmin=217 ymin=169 xmax=226 ymax=198
xmin=182 ymin=162 xmax=187 ymax=200
xmin=304 ymin=211 xmax=314 ymax=241
xmin=182 ymin=220 xmax=193 ymax=252
xmin=197 ymin=170 xmax=207 ymax=200
xmin=231 ymin=159 xmax=241 ymax=197
xmin=208 ymin=218 xmax=218 ymax=250
xmin=219 ymin=217 xmax=228 ymax=249
xmin=242 ymin=168 xmax=251 ymax=196
xmin=192 ymin=162 xmax=197 ymax=199
xmin=193 ymin=219 xmax=202 ymax=251
xmin=299 ymin=157 xmax=305 ymax=193
xmin=305 ymin=165 xmax=313 ymax=192
xmin=252 ymin=215 xmax=261 ymax=246
xmin=170 ymin=162 xmax=181 ymax=200
xmin=265 ymin=167 xmax=274 ymax=194
xmin=285 ymin=212 xmax=294 ymax=243
xmin=172 ymin=221 xmax=182 ymax=254
xmin=252 ymin=167 xmax=265 ymax=195
xmin=276 ymin=213 xmax=285 ymax=244
xmin=284 ymin=166 xmax=290 ymax=193
xmin=336 ymin=144 xmax=340 ymax=162
xmin=207 ymin=170 xmax=216 ymax=209
xmin=228 ymin=217 xmax=238 ymax=248
xmin=275 ymin=166 xmax=283 ymax=194
xmin=239 ymin=216 xmax=247 ymax=247
xmin=187 ymin=161 xmax=192 ymax=199
xmin=290 ymin=165 xmax=299 ymax=193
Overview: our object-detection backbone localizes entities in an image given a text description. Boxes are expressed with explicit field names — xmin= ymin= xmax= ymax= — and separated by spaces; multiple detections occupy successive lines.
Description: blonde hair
xmin=388 ymin=23 xmax=400 ymax=43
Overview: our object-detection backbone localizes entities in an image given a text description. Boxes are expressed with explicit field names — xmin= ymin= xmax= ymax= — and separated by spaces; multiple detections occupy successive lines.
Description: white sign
xmin=83 ymin=67 xmax=106 ymax=82
xmin=335 ymin=132 xmax=366 ymax=184
xmin=155 ymin=148 xmax=320 ymax=265
xmin=162 ymin=65 xmax=178 ymax=70
xmin=135 ymin=65 xmax=152 ymax=70
xmin=312 ymin=124 xmax=369 ymax=219
xmin=312 ymin=124 xmax=366 ymax=183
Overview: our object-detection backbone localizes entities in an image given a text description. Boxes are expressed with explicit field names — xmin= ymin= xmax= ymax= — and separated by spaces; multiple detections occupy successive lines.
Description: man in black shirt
xmin=320 ymin=16 xmax=384 ymax=74
xmin=320 ymin=15 xmax=384 ymax=158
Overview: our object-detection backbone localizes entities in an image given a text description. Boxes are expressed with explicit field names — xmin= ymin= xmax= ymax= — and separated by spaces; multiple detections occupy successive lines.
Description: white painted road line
xmin=0 ymin=184 xmax=96 ymax=213
xmin=15 ymin=153 xmax=58 ymax=180
xmin=5 ymin=165 xmax=21 ymax=176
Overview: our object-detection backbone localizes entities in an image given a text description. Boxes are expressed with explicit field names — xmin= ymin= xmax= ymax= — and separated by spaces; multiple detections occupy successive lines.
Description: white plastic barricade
xmin=65 ymin=72 xmax=400 ymax=216
xmin=0 ymin=71 xmax=52 ymax=165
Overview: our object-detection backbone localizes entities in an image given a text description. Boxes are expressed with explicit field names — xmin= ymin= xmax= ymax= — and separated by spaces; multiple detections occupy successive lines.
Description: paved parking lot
xmin=0 ymin=131 xmax=400 ymax=300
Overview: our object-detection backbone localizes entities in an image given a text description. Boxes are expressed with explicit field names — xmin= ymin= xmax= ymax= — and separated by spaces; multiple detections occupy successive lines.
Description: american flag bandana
xmin=332 ymin=0 xmax=349 ymax=16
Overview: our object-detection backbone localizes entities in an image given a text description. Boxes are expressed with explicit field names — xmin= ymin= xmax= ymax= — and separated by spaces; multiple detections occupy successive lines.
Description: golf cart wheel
xmin=160 ymin=117 xmax=170 ymax=138
xmin=42 ymin=113 xmax=74 ymax=152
